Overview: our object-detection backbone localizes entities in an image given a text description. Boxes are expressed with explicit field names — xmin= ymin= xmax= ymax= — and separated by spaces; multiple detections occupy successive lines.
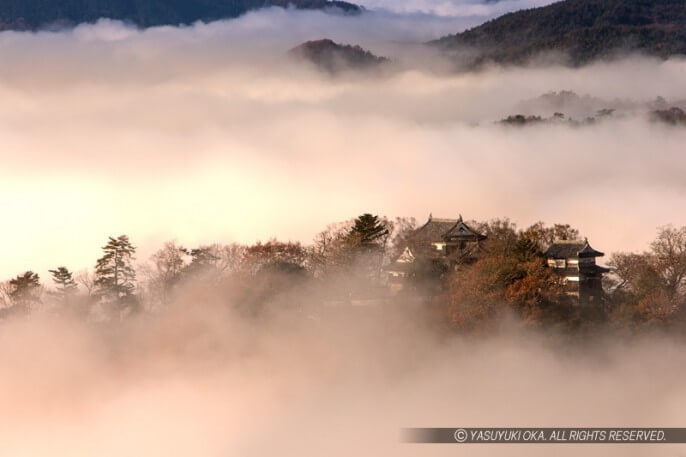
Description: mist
xmin=2 ymin=289 xmax=686 ymax=457
xmin=2 ymin=7 xmax=686 ymax=454
xmin=1 ymin=8 xmax=686 ymax=290
xmin=2 ymin=28 xmax=685 ymax=279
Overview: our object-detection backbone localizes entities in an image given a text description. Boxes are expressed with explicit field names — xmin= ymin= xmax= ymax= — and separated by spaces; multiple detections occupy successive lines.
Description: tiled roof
xmin=552 ymin=265 xmax=609 ymax=277
xmin=580 ymin=264 xmax=610 ymax=275
xmin=410 ymin=215 xmax=486 ymax=244
xmin=443 ymin=218 xmax=487 ymax=241
xmin=386 ymin=214 xmax=487 ymax=270
xmin=411 ymin=217 xmax=458 ymax=244
xmin=544 ymin=239 xmax=604 ymax=259
xmin=578 ymin=243 xmax=605 ymax=258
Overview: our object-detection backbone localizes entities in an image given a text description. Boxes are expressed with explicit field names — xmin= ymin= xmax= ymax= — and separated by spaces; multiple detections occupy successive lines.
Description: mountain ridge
xmin=0 ymin=0 xmax=362 ymax=31
xmin=431 ymin=0 xmax=686 ymax=67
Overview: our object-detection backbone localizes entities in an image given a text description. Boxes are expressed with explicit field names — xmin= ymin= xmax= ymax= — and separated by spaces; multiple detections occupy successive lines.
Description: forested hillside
xmin=0 ymin=0 xmax=361 ymax=30
xmin=289 ymin=39 xmax=389 ymax=73
xmin=432 ymin=0 xmax=686 ymax=66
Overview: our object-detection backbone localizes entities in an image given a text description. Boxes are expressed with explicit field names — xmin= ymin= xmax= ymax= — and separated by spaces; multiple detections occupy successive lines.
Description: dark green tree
xmin=94 ymin=235 xmax=137 ymax=303
xmin=183 ymin=246 xmax=219 ymax=278
xmin=49 ymin=266 xmax=78 ymax=303
xmin=189 ymin=247 xmax=218 ymax=268
xmin=346 ymin=213 xmax=389 ymax=288
xmin=348 ymin=213 xmax=389 ymax=248
xmin=9 ymin=271 xmax=41 ymax=310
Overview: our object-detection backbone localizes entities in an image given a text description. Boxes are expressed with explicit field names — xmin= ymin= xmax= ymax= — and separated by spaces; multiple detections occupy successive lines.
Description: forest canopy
xmin=2 ymin=213 xmax=686 ymax=334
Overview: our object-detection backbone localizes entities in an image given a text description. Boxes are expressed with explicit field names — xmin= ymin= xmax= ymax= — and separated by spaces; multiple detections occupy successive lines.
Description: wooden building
xmin=543 ymin=239 xmax=609 ymax=302
xmin=385 ymin=214 xmax=486 ymax=293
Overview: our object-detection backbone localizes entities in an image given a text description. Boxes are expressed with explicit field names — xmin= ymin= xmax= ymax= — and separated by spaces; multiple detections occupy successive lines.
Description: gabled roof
xmin=396 ymin=246 xmax=415 ymax=263
xmin=443 ymin=216 xmax=486 ymax=241
xmin=411 ymin=215 xmax=458 ymax=245
xmin=578 ymin=242 xmax=604 ymax=258
xmin=410 ymin=214 xmax=486 ymax=244
xmin=544 ymin=239 xmax=604 ymax=259
xmin=386 ymin=214 xmax=487 ymax=269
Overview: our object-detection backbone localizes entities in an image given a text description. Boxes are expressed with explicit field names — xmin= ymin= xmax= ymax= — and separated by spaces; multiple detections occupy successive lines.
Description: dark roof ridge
xmin=544 ymin=238 xmax=604 ymax=258
xmin=443 ymin=217 xmax=486 ymax=241
xmin=431 ymin=217 xmax=458 ymax=223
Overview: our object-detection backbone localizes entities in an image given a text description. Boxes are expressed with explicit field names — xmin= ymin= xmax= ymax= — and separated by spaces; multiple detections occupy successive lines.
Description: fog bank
xmin=1 ymin=14 xmax=685 ymax=280
xmin=0 ymin=305 xmax=685 ymax=457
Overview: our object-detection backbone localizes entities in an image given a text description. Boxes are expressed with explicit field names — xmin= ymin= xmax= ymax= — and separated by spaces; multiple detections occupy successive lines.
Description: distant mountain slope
xmin=290 ymin=38 xmax=389 ymax=73
xmin=0 ymin=0 xmax=361 ymax=30
xmin=431 ymin=0 xmax=686 ymax=66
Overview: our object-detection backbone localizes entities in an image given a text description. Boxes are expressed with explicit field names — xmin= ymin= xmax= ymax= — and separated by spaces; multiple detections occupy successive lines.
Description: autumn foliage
xmin=3 ymin=213 xmax=686 ymax=334
xmin=444 ymin=220 xmax=571 ymax=330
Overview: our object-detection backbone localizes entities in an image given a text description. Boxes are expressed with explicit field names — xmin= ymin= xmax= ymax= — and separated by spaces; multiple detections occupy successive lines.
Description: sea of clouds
xmin=1 ymin=4 xmax=686 ymax=456
xmin=1 ymin=5 xmax=685 ymax=282
xmin=2 ymin=301 xmax=686 ymax=457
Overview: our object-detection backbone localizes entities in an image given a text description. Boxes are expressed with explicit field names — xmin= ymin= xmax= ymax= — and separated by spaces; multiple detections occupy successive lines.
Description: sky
xmin=1 ymin=1 xmax=686 ymax=280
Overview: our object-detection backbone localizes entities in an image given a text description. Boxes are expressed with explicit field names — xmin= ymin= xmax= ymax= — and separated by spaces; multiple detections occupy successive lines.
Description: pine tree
xmin=9 ymin=271 xmax=41 ymax=310
xmin=49 ymin=266 xmax=78 ymax=303
xmin=189 ymin=247 xmax=218 ymax=269
xmin=94 ymin=235 xmax=137 ymax=303
xmin=349 ymin=213 xmax=389 ymax=248
xmin=182 ymin=246 xmax=219 ymax=278
xmin=347 ymin=214 xmax=389 ymax=287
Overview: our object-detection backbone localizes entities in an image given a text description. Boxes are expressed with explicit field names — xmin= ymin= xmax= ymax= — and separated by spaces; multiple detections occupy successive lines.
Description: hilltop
xmin=431 ymin=0 xmax=686 ymax=67
xmin=289 ymin=38 xmax=389 ymax=73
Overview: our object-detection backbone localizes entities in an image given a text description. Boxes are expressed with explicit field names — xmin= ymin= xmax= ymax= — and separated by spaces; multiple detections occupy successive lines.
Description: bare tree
xmin=521 ymin=221 xmax=580 ymax=251
xmin=212 ymin=243 xmax=247 ymax=276
xmin=241 ymin=240 xmax=308 ymax=276
xmin=385 ymin=216 xmax=417 ymax=264
xmin=607 ymin=252 xmax=656 ymax=294
xmin=310 ymin=220 xmax=355 ymax=278
xmin=0 ymin=281 xmax=11 ymax=308
xmin=651 ymin=225 xmax=686 ymax=297
xmin=76 ymin=270 xmax=96 ymax=297
xmin=146 ymin=241 xmax=189 ymax=305
xmin=606 ymin=226 xmax=686 ymax=323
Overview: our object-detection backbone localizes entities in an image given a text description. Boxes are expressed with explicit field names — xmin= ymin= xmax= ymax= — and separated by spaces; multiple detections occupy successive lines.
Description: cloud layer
xmin=1 ymin=12 xmax=686 ymax=280
xmin=1 ymin=308 xmax=685 ymax=457
xmin=0 ymin=10 xmax=685 ymax=456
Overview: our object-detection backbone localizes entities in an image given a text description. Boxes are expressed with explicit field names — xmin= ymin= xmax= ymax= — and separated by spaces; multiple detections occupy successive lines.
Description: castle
xmin=385 ymin=214 xmax=608 ymax=302
xmin=543 ymin=239 xmax=609 ymax=302
xmin=385 ymin=214 xmax=486 ymax=293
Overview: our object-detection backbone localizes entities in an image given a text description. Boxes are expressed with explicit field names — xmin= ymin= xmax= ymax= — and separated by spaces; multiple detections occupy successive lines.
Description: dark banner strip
xmin=402 ymin=428 xmax=686 ymax=444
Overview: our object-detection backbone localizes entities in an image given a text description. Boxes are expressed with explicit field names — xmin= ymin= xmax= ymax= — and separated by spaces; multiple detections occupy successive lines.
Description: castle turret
xmin=544 ymin=238 xmax=609 ymax=303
